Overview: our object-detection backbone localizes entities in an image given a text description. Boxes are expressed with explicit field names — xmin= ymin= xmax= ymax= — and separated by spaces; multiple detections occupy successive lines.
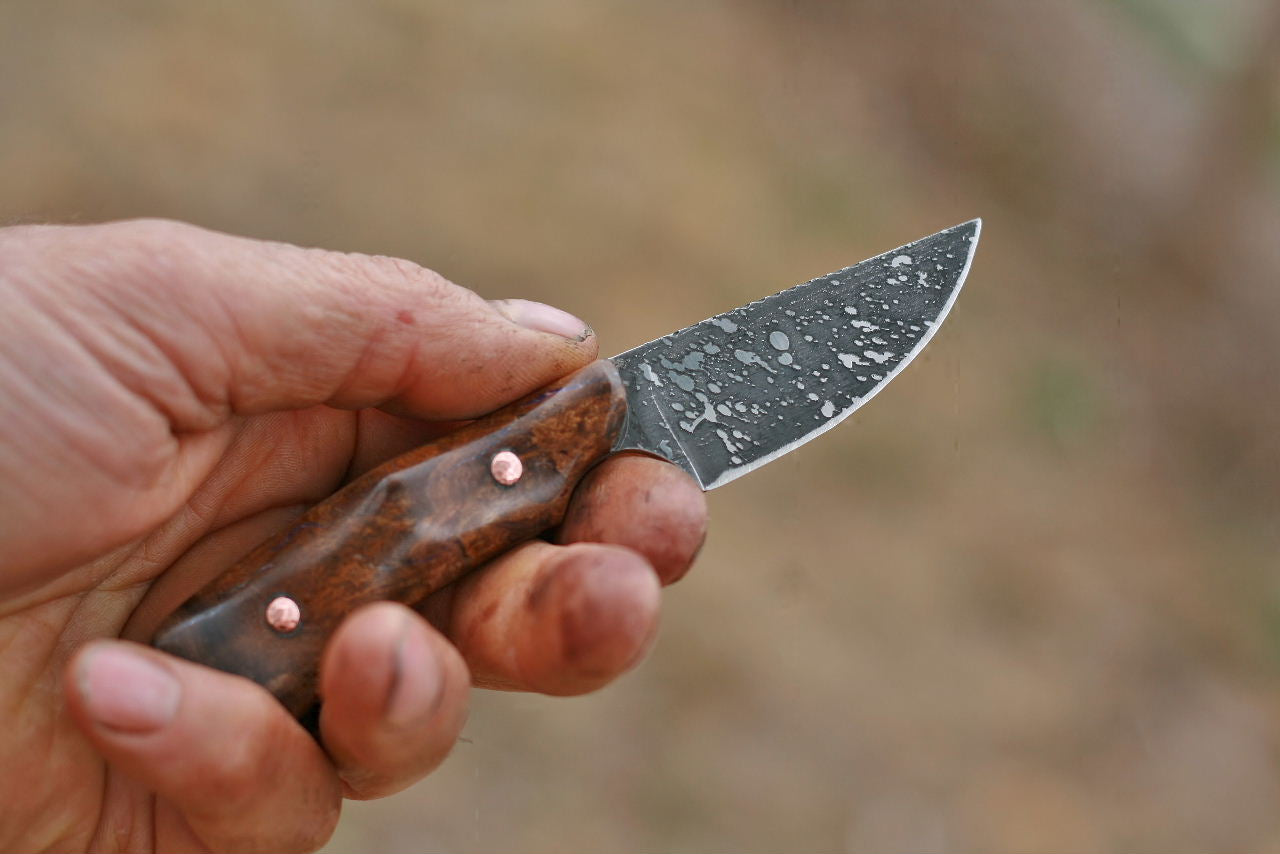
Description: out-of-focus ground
xmin=4 ymin=1 xmax=1280 ymax=851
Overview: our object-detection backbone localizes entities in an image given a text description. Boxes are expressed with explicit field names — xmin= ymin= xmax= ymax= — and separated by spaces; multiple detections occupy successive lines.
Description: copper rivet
xmin=490 ymin=450 xmax=523 ymax=486
xmin=265 ymin=596 xmax=301 ymax=633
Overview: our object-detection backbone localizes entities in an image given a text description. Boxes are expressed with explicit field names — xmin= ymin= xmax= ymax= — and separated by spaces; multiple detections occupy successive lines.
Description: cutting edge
xmin=696 ymin=217 xmax=982 ymax=491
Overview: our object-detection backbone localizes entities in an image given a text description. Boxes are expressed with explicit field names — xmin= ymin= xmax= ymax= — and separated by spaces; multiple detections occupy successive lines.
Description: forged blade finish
xmin=612 ymin=220 xmax=980 ymax=490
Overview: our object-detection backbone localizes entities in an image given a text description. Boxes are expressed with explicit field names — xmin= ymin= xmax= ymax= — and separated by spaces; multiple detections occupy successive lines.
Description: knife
xmin=153 ymin=219 xmax=981 ymax=719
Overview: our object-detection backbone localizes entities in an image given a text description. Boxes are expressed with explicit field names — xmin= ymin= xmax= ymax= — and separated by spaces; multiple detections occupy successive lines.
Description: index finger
xmin=9 ymin=219 xmax=599 ymax=427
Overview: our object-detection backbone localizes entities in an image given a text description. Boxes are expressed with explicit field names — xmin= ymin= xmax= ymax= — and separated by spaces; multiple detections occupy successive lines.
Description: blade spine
xmin=609 ymin=219 xmax=980 ymax=363
xmin=698 ymin=217 xmax=980 ymax=491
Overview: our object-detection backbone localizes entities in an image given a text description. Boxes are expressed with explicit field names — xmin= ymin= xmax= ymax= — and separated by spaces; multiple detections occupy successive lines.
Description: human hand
xmin=0 ymin=220 xmax=707 ymax=852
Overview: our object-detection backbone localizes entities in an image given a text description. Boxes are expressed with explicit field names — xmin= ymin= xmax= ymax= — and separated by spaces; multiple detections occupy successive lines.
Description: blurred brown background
xmin=4 ymin=1 xmax=1280 ymax=851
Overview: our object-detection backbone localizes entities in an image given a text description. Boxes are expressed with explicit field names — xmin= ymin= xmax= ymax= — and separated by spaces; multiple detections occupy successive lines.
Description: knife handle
xmin=151 ymin=360 xmax=628 ymax=719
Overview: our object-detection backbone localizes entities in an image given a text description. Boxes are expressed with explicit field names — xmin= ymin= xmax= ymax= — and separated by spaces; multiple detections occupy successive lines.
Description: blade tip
xmin=930 ymin=218 xmax=982 ymax=251
xmin=966 ymin=217 xmax=982 ymax=247
xmin=952 ymin=217 xmax=982 ymax=262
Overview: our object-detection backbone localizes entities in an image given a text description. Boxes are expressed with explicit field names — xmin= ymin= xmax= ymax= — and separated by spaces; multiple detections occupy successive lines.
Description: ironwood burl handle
xmin=152 ymin=360 xmax=629 ymax=719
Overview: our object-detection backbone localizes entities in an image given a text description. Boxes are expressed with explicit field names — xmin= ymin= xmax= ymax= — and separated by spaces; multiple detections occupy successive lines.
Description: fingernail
xmin=78 ymin=645 xmax=180 ymax=733
xmin=493 ymin=299 xmax=592 ymax=341
xmin=386 ymin=625 xmax=444 ymax=728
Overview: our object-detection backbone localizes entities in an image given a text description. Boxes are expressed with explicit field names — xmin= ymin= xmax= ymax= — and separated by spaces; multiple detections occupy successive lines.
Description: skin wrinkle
xmin=364 ymin=253 xmax=439 ymax=289
xmin=72 ymin=486 xmax=224 ymax=611
xmin=24 ymin=369 xmax=182 ymax=567
xmin=127 ymin=419 xmax=336 ymax=577
xmin=92 ymin=489 xmax=235 ymax=598
xmin=158 ymin=291 xmax=239 ymax=430
xmin=403 ymin=305 xmax=495 ymax=412
xmin=51 ymin=232 xmax=235 ymax=438
xmin=380 ymin=613 xmax=409 ymax=728
xmin=524 ymin=563 xmax=558 ymax=613
xmin=5 ymin=295 xmax=179 ymax=497
xmin=0 ymin=613 xmax=56 ymax=717
xmin=384 ymin=324 xmax=426 ymax=411
xmin=54 ymin=224 xmax=239 ymax=442
xmin=337 ymin=408 xmax=374 ymax=491
xmin=155 ymin=430 xmax=241 ymax=537
xmin=274 ymin=410 xmax=358 ymax=500
xmin=0 ymin=621 xmax=23 ymax=671
xmin=458 ymin=324 xmax=525 ymax=406
xmin=90 ymin=784 xmax=157 ymax=854
xmin=59 ymin=587 xmax=134 ymax=653
xmin=278 ymin=251 xmax=411 ymax=401
xmin=178 ymin=431 xmax=265 ymax=529
xmin=11 ymin=761 xmax=101 ymax=854
xmin=0 ymin=543 xmax=137 ymax=619
xmin=208 ymin=271 xmax=269 ymax=419
xmin=216 ymin=256 xmax=370 ymax=416
xmin=58 ymin=258 xmax=222 ymax=436
xmin=74 ymin=743 xmax=116 ymax=853
xmin=209 ymin=242 xmax=355 ymax=415
xmin=99 ymin=417 xmax=356 ymax=622
xmin=1 ymin=594 xmax=104 ymax=854
xmin=0 ymin=290 xmax=174 ymax=495
xmin=28 ymin=414 xmax=304 ymax=614
xmin=0 ymin=368 xmax=180 ymax=594
xmin=333 ymin=308 xmax=400 ymax=410
xmin=419 ymin=581 xmax=460 ymax=640
xmin=70 ymin=361 xmax=179 ymax=495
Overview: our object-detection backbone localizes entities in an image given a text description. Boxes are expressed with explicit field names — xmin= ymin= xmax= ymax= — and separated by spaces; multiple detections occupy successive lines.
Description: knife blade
xmin=152 ymin=220 xmax=981 ymax=718
xmin=615 ymin=219 xmax=979 ymax=490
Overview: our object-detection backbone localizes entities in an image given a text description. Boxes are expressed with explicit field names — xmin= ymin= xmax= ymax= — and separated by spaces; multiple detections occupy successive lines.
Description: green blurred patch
xmin=1108 ymin=0 xmax=1244 ymax=76
xmin=774 ymin=146 xmax=892 ymax=243
xmin=1261 ymin=582 xmax=1280 ymax=668
xmin=1270 ymin=113 xmax=1280 ymax=196
xmin=1021 ymin=357 xmax=1102 ymax=448
xmin=802 ymin=426 xmax=930 ymax=508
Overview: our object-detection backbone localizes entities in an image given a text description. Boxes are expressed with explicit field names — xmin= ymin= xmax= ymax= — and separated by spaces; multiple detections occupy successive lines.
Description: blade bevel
xmin=611 ymin=219 xmax=980 ymax=490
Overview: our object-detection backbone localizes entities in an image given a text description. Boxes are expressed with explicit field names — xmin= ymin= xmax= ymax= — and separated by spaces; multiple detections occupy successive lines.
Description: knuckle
xmin=112 ymin=217 xmax=201 ymax=257
xmin=113 ymin=216 xmax=199 ymax=244
xmin=201 ymin=732 xmax=269 ymax=803
xmin=336 ymin=764 xmax=391 ymax=801
xmin=283 ymin=805 xmax=342 ymax=854
xmin=221 ymin=807 xmax=339 ymax=854
xmin=336 ymin=250 xmax=463 ymax=300
xmin=189 ymin=702 xmax=292 ymax=806
xmin=92 ymin=218 xmax=208 ymax=296
xmin=365 ymin=254 xmax=489 ymax=321
xmin=0 ymin=223 xmax=47 ymax=261
xmin=0 ymin=225 xmax=57 ymax=298
xmin=363 ymin=252 xmax=434 ymax=286
xmin=191 ymin=715 xmax=342 ymax=851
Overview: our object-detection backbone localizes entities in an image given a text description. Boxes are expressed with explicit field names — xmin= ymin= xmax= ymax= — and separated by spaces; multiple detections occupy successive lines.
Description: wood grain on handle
xmin=152 ymin=360 xmax=629 ymax=718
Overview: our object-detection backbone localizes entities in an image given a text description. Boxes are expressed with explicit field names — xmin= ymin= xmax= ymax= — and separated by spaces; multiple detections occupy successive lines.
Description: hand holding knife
xmin=153 ymin=220 xmax=982 ymax=720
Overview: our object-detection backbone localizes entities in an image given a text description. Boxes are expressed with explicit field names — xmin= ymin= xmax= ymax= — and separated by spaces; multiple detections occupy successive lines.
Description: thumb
xmin=37 ymin=218 xmax=599 ymax=428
